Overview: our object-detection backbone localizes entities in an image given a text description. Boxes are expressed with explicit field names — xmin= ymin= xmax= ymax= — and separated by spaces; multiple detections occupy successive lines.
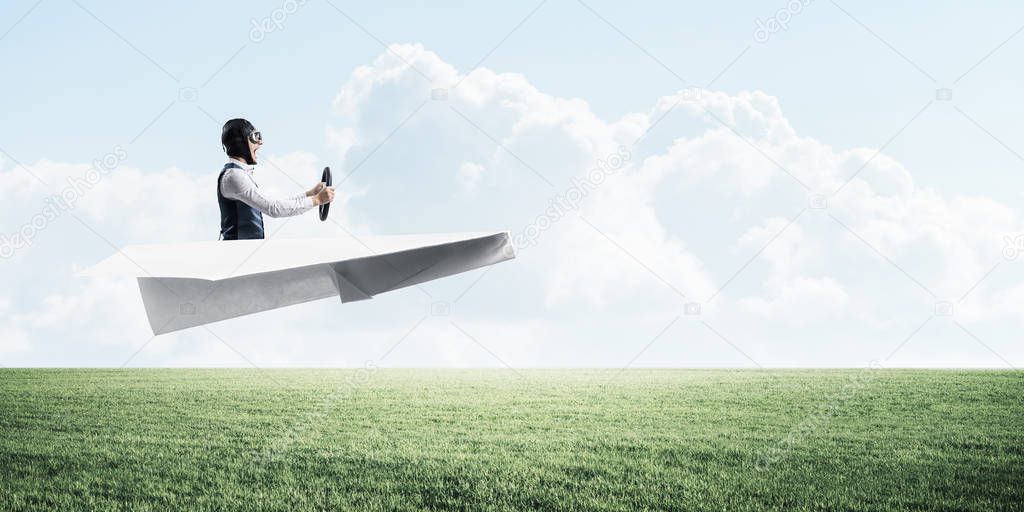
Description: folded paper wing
xmin=84 ymin=232 xmax=514 ymax=335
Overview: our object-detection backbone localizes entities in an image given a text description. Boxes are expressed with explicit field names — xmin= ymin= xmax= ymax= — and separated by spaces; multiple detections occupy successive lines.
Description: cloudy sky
xmin=2 ymin=0 xmax=1023 ymax=367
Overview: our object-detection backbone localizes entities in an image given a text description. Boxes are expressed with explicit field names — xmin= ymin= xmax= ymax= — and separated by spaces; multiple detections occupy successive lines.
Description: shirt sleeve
xmin=220 ymin=169 xmax=315 ymax=218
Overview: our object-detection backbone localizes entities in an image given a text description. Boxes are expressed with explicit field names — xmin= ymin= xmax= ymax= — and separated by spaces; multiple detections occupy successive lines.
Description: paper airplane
xmin=85 ymin=231 xmax=514 ymax=334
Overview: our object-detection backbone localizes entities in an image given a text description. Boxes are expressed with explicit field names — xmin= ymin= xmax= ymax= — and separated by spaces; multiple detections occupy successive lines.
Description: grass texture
xmin=0 ymin=369 xmax=1021 ymax=511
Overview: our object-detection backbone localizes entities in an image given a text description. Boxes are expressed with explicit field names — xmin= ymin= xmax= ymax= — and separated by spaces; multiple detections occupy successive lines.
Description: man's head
xmin=221 ymin=118 xmax=263 ymax=165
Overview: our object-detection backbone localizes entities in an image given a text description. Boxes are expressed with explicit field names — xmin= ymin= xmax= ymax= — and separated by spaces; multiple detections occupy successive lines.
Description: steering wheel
xmin=319 ymin=166 xmax=332 ymax=222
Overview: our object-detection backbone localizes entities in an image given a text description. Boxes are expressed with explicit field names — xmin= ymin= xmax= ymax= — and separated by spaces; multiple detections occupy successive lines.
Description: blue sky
xmin=5 ymin=0 xmax=1023 ymax=188
xmin=2 ymin=0 xmax=1023 ymax=367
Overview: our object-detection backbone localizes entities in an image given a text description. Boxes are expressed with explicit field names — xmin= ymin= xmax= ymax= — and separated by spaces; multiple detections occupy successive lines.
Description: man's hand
xmin=306 ymin=182 xmax=326 ymax=197
xmin=311 ymin=186 xmax=335 ymax=206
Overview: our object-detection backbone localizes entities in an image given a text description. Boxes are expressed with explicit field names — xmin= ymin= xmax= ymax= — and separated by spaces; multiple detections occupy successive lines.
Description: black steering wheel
xmin=319 ymin=166 xmax=331 ymax=222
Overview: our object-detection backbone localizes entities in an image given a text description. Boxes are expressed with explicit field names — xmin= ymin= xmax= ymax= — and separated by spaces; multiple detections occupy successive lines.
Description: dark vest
xmin=218 ymin=162 xmax=265 ymax=240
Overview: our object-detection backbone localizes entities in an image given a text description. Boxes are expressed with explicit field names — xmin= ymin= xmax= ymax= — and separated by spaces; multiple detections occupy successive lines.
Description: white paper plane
xmin=84 ymin=231 xmax=514 ymax=334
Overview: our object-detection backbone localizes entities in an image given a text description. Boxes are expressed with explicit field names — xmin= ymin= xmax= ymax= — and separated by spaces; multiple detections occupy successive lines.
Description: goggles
xmin=248 ymin=130 xmax=263 ymax=145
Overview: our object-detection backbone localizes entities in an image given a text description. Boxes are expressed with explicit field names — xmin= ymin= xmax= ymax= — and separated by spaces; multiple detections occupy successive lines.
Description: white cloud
xmin=457 ymin=161 xmax=484 ymax=192
xmin=737 ymin=277 xmax=850 ymax=325
xmin=0 ymin=326 xmax=30 ymax=354
xmin=0 ymin=297 xmax=30 ymax=354
xmin=2 ymin=43 xmax=1022 ymax=367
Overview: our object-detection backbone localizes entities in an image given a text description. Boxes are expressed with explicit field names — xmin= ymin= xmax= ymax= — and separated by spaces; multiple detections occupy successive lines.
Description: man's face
xmin=248 ymin=136 xmax=262 ymax=159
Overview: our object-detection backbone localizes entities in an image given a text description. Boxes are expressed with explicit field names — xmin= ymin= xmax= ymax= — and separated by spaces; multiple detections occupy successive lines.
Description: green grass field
xmin=1 ymin=369 xmax=1021 ymax=511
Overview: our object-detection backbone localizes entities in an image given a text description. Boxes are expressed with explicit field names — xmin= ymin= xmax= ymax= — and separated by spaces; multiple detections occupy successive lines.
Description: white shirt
xmin=219 ymin=159 xmax=314 ymax=218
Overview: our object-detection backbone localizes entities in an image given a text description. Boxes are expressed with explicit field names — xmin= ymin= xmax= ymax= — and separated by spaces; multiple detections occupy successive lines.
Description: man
xmin=217 ymin=118 xmax=335 ymax=240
